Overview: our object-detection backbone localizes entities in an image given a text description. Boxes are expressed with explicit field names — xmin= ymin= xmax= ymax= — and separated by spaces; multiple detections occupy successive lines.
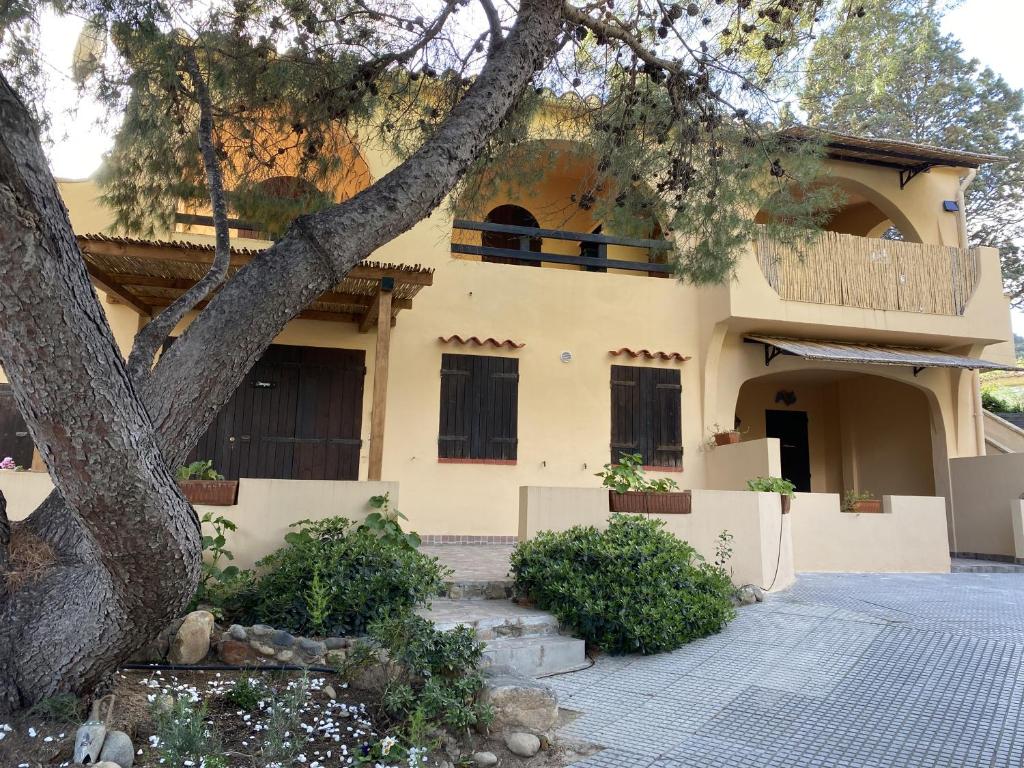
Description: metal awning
xmin=744 ymin=335 xmax=1018 ymax=377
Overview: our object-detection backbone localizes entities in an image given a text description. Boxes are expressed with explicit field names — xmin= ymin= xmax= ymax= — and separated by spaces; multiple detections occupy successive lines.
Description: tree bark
xmin=0 ymin=0 xmax=562 ymax=711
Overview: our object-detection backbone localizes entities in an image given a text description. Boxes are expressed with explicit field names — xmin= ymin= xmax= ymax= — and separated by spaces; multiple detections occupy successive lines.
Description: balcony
xmin=451 ymin=219 xmax=672 ymax=276
xmin=754 ymin=229 xmax=980 ymax=316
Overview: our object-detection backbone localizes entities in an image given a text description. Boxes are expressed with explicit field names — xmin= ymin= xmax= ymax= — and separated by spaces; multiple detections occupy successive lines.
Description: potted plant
xmin=746 ymin=476 xmax=796 ymax=514
xmin=176 ymin=460 xmax=238 ymax=506
xmin=843 ymin=490 xmax=881 ymax=513
xmin=597 ymin=453 xmax=691 ymax=514
xmin=706 ymin=423 xmax=744 ymax=448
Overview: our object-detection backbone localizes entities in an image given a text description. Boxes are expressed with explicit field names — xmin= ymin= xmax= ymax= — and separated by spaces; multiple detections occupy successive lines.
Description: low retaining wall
xmin=949 ymin=453 xmax=1024 ymax=558
xmin=0 ymin=472 xmax=396 ymax=569
xmin=704 ymin=438 xmax=781 ymax=491
xmin=518 ymin=486 xmax=794 ymax=591
xmin=790 ymin=493 xmax=950 ymax=573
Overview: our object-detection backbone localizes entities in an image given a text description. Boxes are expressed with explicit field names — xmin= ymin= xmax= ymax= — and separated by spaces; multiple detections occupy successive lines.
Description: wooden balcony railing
xmin=755 ymin=230 xmax=981 ymax=316
xmin=451 ymin=219 xmax=673 ymax=274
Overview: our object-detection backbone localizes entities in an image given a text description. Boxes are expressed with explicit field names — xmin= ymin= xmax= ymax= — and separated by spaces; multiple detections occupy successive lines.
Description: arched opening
xmin=735 ymin=369 xmax=938 ymax=497
xmin=482 ymin=204 xmax=542 ymax=266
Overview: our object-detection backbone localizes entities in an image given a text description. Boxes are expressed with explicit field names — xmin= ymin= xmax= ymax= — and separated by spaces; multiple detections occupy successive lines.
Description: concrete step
xmin=443 ymin=579 xmax=515 ymax=600
xmin=418 ymin=597 xmax=587 ymax=677
xmin=482 ymin=635 xmax=588 ymax=678
xmin=952 ymin=561 xmax=1024 ymax=573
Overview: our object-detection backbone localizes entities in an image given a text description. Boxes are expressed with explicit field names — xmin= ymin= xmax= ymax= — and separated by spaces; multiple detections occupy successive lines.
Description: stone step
xmin=420 ymin=598 xmax=560 ymax=640
xmin=952 ymin=561 xmax=1024 ymax=573
xmin=443 ymin=579 xmax=515 ymax=601
xmin=482 ymin=635 xmax=588 ymax=678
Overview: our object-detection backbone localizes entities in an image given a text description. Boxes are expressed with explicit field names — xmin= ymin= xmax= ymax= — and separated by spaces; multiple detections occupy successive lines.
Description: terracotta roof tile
xmin=609 ymin=348 xmax=690 ymax=362
xmin=439 ymin=335 xmax=525 ymax=349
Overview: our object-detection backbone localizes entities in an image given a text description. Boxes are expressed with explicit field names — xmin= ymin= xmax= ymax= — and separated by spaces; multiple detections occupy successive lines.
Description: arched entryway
xmin=735 ymin=369 xmax=940 ymax=497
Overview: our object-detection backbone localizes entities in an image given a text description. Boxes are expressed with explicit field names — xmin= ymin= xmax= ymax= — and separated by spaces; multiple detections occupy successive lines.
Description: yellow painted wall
xmin=0 ymin=141 xmax=1008 ymax=538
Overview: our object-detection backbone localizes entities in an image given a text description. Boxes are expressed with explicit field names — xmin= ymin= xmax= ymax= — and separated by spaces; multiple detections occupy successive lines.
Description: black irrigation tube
xmin=120 ymin=662 xmax=338 ymax=674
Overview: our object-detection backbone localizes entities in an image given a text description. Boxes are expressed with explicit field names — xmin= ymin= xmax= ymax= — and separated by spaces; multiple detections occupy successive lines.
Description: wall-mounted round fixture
xmin=560 ymin=351 xmax=573 ymax=363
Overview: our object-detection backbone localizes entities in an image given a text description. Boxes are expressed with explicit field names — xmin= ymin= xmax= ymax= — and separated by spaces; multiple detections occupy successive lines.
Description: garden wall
xmin=789 ymin=493 xmax=950 ymax=573
xmin=0 ymin=472 xmax=396 ymax=569
xmin=518 ymin=486 xmax=795 ymax=591
xmin=949 ymin=453 xmax=1024 ymax=558
xmin=704 ymin=437 xmax=781 ymax=491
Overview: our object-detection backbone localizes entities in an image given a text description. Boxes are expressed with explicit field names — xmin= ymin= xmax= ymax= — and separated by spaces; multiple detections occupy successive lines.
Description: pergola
xmin=78 ymin=234 xmax=434 ymax=480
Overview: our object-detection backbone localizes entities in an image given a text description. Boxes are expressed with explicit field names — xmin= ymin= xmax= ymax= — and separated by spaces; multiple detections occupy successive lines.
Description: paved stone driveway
xmin=549 ymin=573 xmax=1024 ymax=768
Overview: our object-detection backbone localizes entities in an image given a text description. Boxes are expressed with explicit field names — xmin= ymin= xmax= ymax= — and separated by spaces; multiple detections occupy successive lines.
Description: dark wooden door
xmin=766 ymin=409 xmax=810 ymax=492
xmin=0 ymin=385 xmax=33 ymax=468
xmin=189 ymin=345 xmax=365 ymax=480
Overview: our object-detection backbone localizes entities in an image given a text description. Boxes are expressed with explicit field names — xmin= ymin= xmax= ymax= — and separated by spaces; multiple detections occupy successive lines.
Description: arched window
xmin=482 ymin=204 xmax=542 ymax=266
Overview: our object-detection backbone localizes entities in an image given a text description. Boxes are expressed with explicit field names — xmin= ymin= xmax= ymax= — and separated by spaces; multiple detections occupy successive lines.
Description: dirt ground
xmin=0 ymin=669 xmax=598 ymax=767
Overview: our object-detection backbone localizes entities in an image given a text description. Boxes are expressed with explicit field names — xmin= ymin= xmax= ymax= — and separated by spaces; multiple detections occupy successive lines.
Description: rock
xmin=74 ymin=721 xmax=107 ymax=764
xmin=228 ymin=624 xmax=248 ymax=641
xmin=505 ymin=732 xmax=541 ymax=758
xmin=98 ymin=729 xmax=134 ymax=767
xmin=250 ymin=623 xmax=273 ymax=638
xmin=323 ymin=684 xmax=337 ymax=700
xmin=218 ymin=639 xmax=261 ymax=666
xmin=752 ymin=585 xmax=766 ymax=602
xmin=168 ymin=611 xmax=215 ymax=664
xmin=485 ymin=581 xmax=510 ymax=600
xmin=252 ymin=642 xmax=277 ymax=657
xmin=298 ymin=638 xmax=326 ymax=658
xmin=472 ymin=752 xmax=498 ymax=767
xmin=271 ymin=629 xmax=295 ymax=648
xmin=736 ymin=585 xmax=758 ymax=606
xmin=324 ymin=637 xmax=350 ymax=650
xmin=478 ymin=674 xmax=558 ymax=735
xmin=90 ymin=763 xmax=122 ymax=768
xmin=276 ymin=650 xmax=295 ymax=663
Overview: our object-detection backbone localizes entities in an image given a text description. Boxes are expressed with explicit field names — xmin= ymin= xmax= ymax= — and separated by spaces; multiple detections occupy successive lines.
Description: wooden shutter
xmin=610 ymin=365 xmax=682 ymax=468
xmin=439 ymin=353 xmax=519 ymax=460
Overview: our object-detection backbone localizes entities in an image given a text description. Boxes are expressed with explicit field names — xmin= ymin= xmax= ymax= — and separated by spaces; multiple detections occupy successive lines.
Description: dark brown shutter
xmin=610 ymin=365 xmax=682 ymax=468
xmin=439 ymin=354 xmax=518 ymax=460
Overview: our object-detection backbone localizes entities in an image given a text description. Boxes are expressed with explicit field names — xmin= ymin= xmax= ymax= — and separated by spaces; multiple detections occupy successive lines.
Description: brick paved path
xmin=550 ymin=573 xmax=1024 ymax=768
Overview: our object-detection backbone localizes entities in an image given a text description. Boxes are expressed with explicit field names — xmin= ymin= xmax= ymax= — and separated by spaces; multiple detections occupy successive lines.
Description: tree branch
xmin=478 ymin=0 xmax=504 ymax=53
xmin=126 ymin=45 xmax=231 ymax=384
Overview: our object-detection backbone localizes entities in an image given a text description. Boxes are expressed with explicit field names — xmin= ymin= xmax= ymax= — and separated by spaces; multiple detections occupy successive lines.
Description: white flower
xmin=380 ymin=736 xmax=398 ymax=756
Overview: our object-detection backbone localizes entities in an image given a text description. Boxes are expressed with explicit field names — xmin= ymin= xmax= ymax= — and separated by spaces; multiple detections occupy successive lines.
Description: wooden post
xmin=367 ymin=279 xmax=394 ymax=480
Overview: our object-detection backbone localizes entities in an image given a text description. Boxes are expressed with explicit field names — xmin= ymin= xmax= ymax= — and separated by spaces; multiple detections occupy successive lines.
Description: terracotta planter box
xmin=714 ymin=431 xmax=741 ymax=446
xmin=781 ymin=494 xmax=792 ymax=514
xmin=851 ymin=499 xmax=882 ymax=513
xmin=179 ymin=479 xmax=239 ymax=506
xmin=609 ymin=490 xmax=692 ymax=515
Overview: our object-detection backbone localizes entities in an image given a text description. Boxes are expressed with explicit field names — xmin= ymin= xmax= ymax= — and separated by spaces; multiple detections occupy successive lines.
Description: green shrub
xmin=151 ymin=697 xmax=223 ymax=767
xmin=596 ymin=453 xmax=678 ymax=493
xmin=746 ymin=476 xmax=796 ymax=496
xmin=221 ymin=517 xmax=449 ymax=636
xmin=357 ymin=612 xmax=492 ymax=735
xmin=510 ymin=514 xmax=735 ymax=655
xmin=982 ymin=389 xmax=1022 ymax=413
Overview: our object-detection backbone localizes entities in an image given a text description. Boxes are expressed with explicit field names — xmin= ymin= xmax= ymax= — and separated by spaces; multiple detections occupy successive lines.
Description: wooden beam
xmin=86 ymin=264 xmax=152 ymax=316
xmin=145 ymin=298 xmax=362 ymax=324
xmin=359 ymin=291 xmax=382 ymax=333
xmin=367 ymin=284 xmax=394 ymax=481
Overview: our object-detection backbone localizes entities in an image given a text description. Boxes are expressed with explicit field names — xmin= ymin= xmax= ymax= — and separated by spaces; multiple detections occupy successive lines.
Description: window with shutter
xmin=438 ymin=353 xmax=519 ymax=462
xmin=610 ymin=365 xmax=682 ymax=469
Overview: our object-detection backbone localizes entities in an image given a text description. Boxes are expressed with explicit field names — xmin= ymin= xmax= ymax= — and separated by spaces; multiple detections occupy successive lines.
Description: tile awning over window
xmin=745 ymin=334 xmax=1018 ymax=374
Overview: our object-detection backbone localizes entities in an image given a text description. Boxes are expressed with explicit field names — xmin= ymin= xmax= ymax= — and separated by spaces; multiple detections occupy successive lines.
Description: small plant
xmin=261 ymin=675 xmax=310 ymax=764
xmin=843 ymin=489 xmax=877 ymax=512
xmin=705 ymin=423 xmax=746 ymax=449
xmin=511 ymin=514 xmax=735 ymax=655
xmin=714 ymin=530 xmax=734 ymax=571
xmin=746 ymin=476 xmax=797 ymax=497
xmin=191 ymin=510 xmax=241 ymax=611
xmin=223 ymin=675 xmax=266 ymax=712
xmin=176 ymin=459 xmax=225 ymax=481
xmin=29 ymin=693 xmax=83 ymax=724
xmin=151 ymin=697 xmax=223 ymax=767
xmin=0 ymin=456 xmax=24 ymax=471
xmin=597 ymin=453 xmax=679 ymax=493
xmin=361 ymin=492 xmax=422 ymax=551
xmin=304 ymin=559 xmax=334 ymax=636
xmin=358 ymin=612 xmax=492 ymax=735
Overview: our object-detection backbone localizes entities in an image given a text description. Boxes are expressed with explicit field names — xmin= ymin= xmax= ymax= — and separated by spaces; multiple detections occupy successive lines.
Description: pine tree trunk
xmin=0 ymin=0 xmax=561 ymax=712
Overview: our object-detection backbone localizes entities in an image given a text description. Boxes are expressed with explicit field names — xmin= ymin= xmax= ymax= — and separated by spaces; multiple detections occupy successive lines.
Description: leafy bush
xmin=510 ymin=514 xmax=735 ymax=655
xmin=596 ymin=453 xmax=679 ymax=493
xmin=221 ymin=517 xmax=449 ymax=636
xmin=354 ymin=612 xmax=492 ymax=737
xmin=223 ymin=675 xmax=267 ymax=712
xmin=361 ymin=492 xmax=422 ymax=551
xmin=746 ymin=476 xmax=796 ymax=497
xmin=190 ymin=510 xmax=241 ymax=612
xmin=982 ymin=389 xmax=1022 ymax=413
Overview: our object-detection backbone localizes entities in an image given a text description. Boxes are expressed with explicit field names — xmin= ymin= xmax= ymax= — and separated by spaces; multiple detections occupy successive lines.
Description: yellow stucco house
xmin=0 ymin=125 xmax=1018 ymax=571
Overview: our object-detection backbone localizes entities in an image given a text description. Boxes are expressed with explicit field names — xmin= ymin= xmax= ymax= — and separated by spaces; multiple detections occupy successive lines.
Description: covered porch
xmin=77 ymin=234 xmax=434 ymax=482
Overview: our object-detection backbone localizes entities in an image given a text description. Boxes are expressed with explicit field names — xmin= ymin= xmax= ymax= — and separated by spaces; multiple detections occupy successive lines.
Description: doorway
xmin=766 ymin=409 xmax=811 ymax=492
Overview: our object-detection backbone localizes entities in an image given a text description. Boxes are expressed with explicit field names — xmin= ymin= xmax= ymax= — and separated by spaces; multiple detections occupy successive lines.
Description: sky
xmin=32 ymin=0 xmax=1024 ymax=328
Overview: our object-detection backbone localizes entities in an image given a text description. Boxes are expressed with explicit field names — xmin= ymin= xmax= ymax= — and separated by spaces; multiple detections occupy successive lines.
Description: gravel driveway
xmin=550 ymin=573 xmax=1024 ymax=768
